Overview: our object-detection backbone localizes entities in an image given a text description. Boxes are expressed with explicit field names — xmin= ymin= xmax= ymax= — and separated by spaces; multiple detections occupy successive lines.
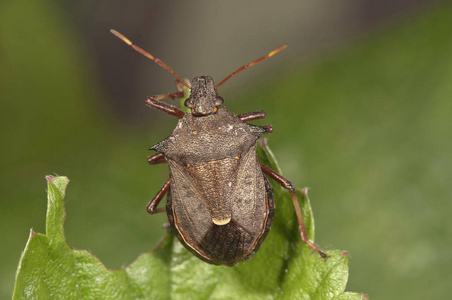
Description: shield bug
xmin=111 ymin=30 xmax=327 ymax=265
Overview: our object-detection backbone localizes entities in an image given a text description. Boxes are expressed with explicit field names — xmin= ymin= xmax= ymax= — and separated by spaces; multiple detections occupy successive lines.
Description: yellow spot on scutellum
xmin=212 ymin=216 xmax=231 ymax=226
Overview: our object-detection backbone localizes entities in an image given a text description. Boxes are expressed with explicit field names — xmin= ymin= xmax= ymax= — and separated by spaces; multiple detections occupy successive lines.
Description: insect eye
xmin=214 ymin=96 xmax=224 ymax=106
xmin=184 ymin=98 xmax=193 ymax=108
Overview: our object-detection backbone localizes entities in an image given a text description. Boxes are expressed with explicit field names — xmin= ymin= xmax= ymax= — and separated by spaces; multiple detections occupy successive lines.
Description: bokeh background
xmin=1 ymin=1 xmax=451 ymax=299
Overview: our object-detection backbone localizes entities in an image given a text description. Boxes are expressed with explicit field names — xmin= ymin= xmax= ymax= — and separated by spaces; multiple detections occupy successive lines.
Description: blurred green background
xmin=1 ymin=1 xmax=451 ymax=299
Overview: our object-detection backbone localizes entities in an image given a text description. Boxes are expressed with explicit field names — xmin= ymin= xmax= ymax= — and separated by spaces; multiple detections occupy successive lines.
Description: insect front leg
xmin=145 ymin=82 xmax=187 ymax=119
xmin=260 ymin=164 xmax=327 ymax=258
xmin=146 ymin=80 xmax=187 ymax=118
xmin=238 ymin=111 xmax=273 ymax=134
xmin=261 ymin=125 xmax=273 ymax=134
xmin=148 ymin=153 xmax=166 ymax=165
xmin=146 ymin=179 xmax=170 ymax=214
xmin=238 ymin=110 xmax=266 ymax=122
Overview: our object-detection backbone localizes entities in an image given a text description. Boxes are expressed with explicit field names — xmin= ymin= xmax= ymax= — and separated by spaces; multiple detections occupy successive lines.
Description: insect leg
xmin=148 ymin=153 xmax=166 ymax=165
xmin=146 ymin=179 xmax=171 ymax=214
xmin=238 ymin=110 xmax=266 ymax=122
xmin=261 ymin=125 xmax=273 ymax=134
xmin=260 ymin=164 xmax=327 ymax=258
xmin=145 ymin=90 xmax=186 ymax=119
xmin=238 ymin=111 xmax=272 ymax=134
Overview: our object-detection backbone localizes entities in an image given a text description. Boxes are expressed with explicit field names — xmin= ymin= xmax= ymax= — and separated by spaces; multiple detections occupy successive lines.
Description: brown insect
xmin=111 ymin=30 xmax=326 ymax=265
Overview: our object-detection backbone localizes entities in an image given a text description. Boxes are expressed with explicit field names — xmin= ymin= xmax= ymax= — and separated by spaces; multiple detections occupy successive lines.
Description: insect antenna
xmin=110 ymin=29 xmax=190 ymax=88
xmin=215 ymin=44 xmax=287 ymax=89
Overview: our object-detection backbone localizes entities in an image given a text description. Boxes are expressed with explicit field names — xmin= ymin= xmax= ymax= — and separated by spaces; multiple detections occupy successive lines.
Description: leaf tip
xmin=362 ymin=294 xmax=369 ymax=299
xmin=29 ymin=228 xmax=35 ymax=238
xmin=46 ymin=175 xmax=54 ymax=183
xmin=259 ymin=138 xmax=268 ymax=148
xmin=341 ymin=251 xmax=348 ymax=258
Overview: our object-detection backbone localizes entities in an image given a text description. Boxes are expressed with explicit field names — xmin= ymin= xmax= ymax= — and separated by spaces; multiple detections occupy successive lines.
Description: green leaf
xmin=13 ymin=144 xmax=365 ymax=299
xmin=179 ymin=84 xmax=192 ymax=114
